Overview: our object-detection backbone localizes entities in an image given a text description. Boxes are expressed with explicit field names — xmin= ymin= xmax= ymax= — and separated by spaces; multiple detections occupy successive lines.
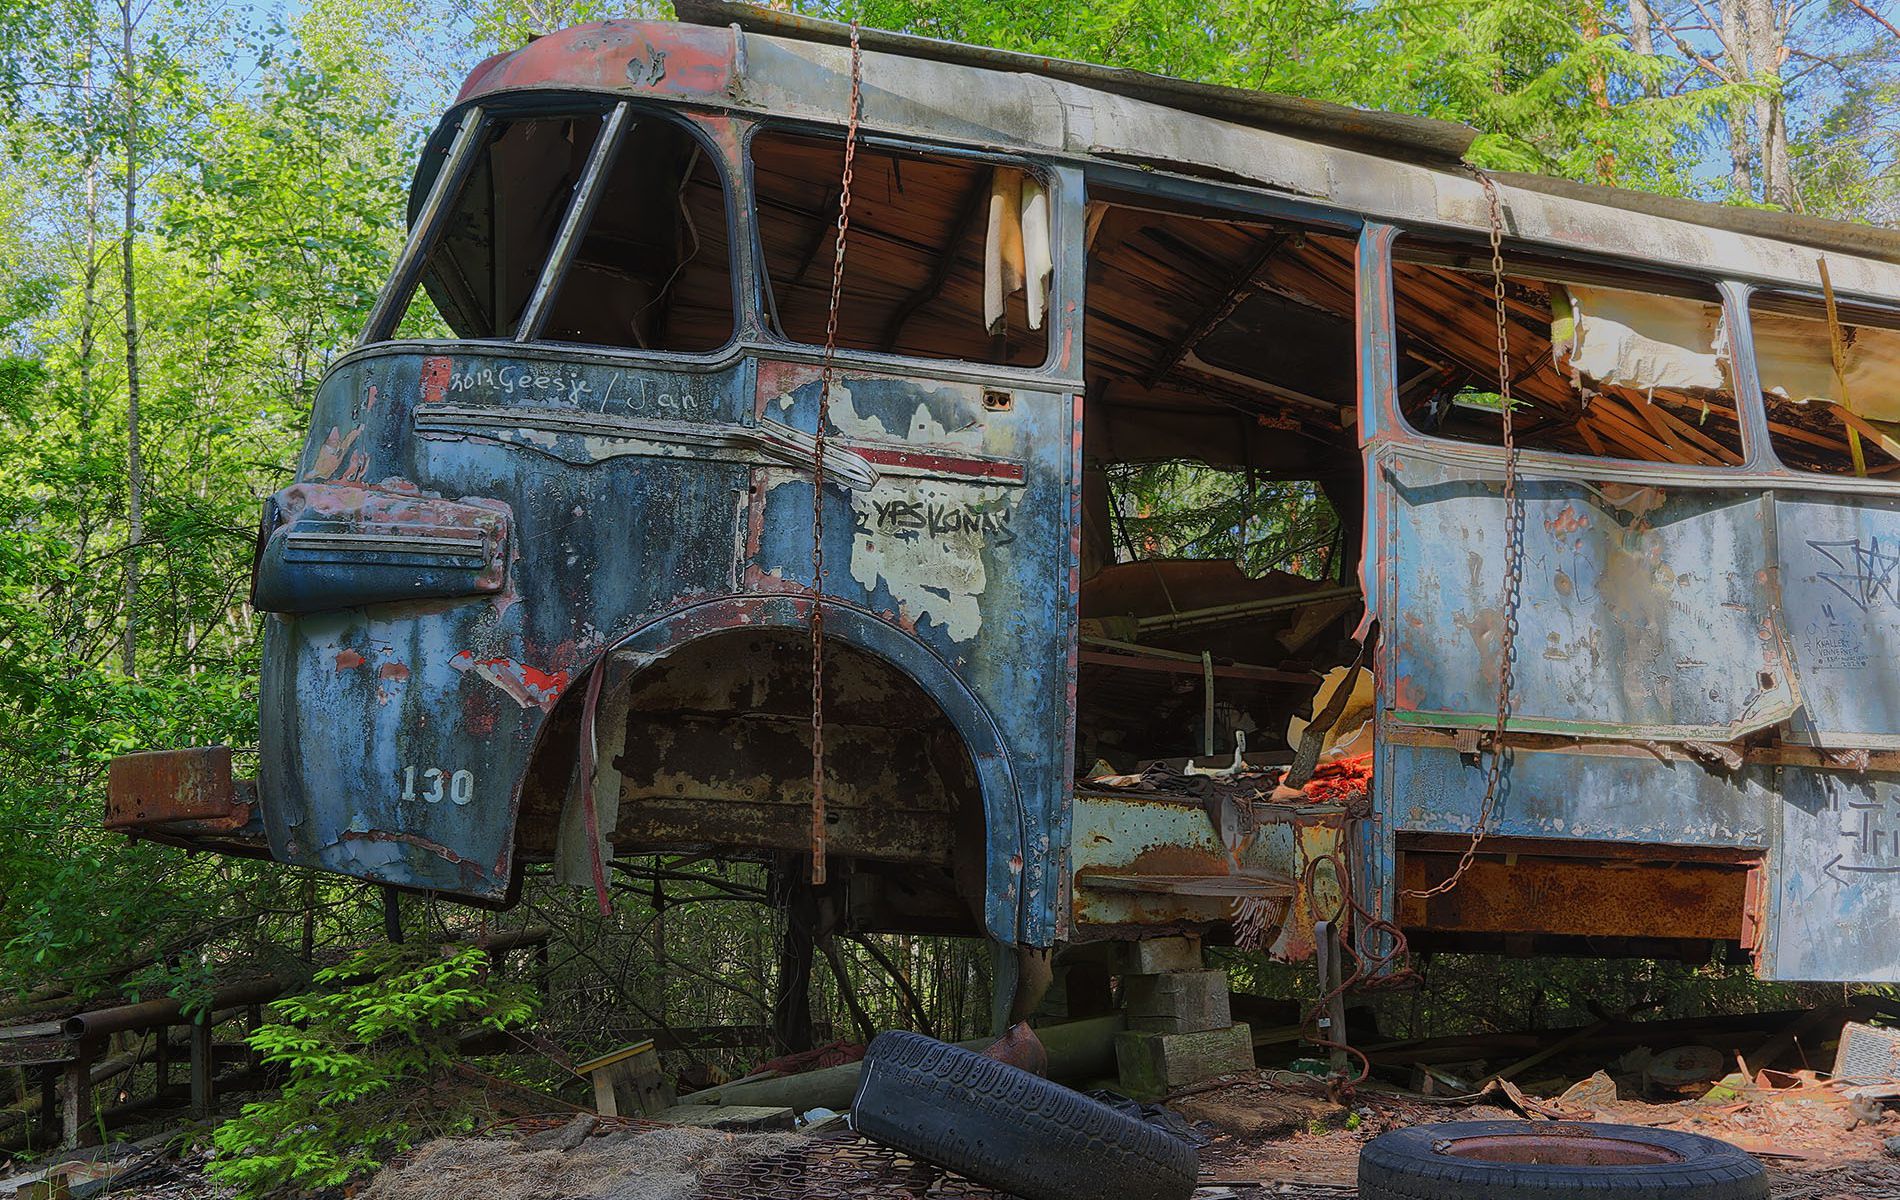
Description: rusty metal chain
xmin=1404 ymin=169 xmax=1524 ymax=901
xmin=809 ymin=22 xmax=863 ymax=887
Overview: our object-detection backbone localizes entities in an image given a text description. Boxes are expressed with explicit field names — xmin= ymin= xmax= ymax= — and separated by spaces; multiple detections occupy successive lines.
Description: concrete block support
xmin=1123 ymin=969 xmax=1232 ymax=1035
xmin=1115 ymin=1024 xmax=1254 ymax=1099
xmin=1121 ymin=936 xmax=1204 ymax=975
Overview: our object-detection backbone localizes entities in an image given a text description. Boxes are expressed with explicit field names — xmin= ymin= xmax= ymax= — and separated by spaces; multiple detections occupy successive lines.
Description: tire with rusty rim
xmin=1359 ymin=1120 xmax=1767 ymax=1199
xmin=850 ymin=1031 xmax=1198 ymax=1200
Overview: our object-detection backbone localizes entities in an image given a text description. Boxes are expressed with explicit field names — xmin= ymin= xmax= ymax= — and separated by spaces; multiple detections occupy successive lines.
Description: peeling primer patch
xmin=843 ymin=477 xmax=1018 ymax=644
xmin=449 ymin=651 xmax=569 ymax=711
xmin=819 ymin=381 xmax=988 ymax=453
xmin=419 ymin=356 xmax=453 ymax=405
xmin=335 ymin=648 xmax=366 ymax=671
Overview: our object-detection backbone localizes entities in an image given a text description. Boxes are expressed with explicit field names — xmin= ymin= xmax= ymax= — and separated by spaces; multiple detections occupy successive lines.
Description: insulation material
xmin=1287 ymin=664 xmax=1373 ymax=758
xmin=983 ymin=169 xmax=1024 ymax=333
xmin=1754 ymin=307 xmax=1900 ymax=422
xmin=983 ymin=168 xmax=1051 ymax=332
xmin=1021 ymin=177 xmax=1053 ymax=330
xmin=1553 ymin=285 xmax=1730 ymax=396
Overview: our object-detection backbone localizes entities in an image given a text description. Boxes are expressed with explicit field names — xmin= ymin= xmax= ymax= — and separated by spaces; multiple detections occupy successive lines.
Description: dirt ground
xmin=53 ymin=1072 xmax=1900 ymax=1200
xmin=1189 ymin=1072 xmax=1900 ymax=1199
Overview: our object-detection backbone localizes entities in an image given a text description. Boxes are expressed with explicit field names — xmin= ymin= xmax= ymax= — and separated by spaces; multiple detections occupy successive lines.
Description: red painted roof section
xmin=455 ymin=20 xmax=735 ymax=105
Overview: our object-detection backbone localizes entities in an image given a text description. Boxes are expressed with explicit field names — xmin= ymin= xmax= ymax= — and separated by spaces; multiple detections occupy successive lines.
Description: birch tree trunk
xmin=1718 ymin=0 xmax=1755 ymax=198
xmin=1743 ymin=0 xmax=1792 ymax=205
xmin=117 ymin=0 xmax=143 ymax=678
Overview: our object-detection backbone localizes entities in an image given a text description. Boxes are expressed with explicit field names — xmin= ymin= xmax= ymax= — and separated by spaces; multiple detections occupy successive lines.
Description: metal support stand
xmin=190 ymin=1017 xmax=213 ymax=1117
xmin=60 ymin=1039 xmax=98 ymax=1148
xmin=1314 ymin=919 xmax=1350 ymax=1074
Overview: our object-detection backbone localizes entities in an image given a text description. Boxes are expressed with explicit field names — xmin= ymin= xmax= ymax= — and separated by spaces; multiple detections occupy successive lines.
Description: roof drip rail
xmin=359 ymin=106 xmax=488 ymax=346
xmin=516 ymin=102 xmax=635 ymax=343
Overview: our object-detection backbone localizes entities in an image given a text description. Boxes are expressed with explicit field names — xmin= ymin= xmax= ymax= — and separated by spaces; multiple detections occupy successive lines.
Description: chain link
xmin=810 ymin=22 xmax=863 ymax=887
xmin=1404 ymin=169 xmax=1524 ymax=901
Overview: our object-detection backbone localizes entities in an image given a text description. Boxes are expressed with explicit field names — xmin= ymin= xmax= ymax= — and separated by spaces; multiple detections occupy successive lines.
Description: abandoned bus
xmin=107 ymin=4 xmax=1900 ymax=1003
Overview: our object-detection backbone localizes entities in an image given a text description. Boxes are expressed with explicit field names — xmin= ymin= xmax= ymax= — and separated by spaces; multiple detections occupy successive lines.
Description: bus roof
xmin=449 ymin=5 xmax=1900 ymax=300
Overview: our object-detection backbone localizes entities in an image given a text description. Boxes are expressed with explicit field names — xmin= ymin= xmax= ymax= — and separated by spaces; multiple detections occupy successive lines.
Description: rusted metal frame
xmin=1717 ymin=279 xmax=1776 ymax=471
xmin=739 ymin=117 xmax=1071 ymax=374
xmin=516 ymin=102 xmax=636 ymax=343
xmin=1078 ymin=648 xmax=1318 ymax=686
xmin=1355 ymin=221 xmax=1403 ymax=966
xmin=1139 ymin=231 xmax=1292 ymax=389
xmin=1047 ymin=162 xmax=1090 ymax=943
xmin=584 ymin=595 xmax=1033 ymax=944
xmin=359 ymin=105 xmax=488 ymax=346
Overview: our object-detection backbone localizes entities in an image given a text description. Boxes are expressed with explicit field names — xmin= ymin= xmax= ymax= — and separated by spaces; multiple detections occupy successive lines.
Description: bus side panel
xmin=258 ymin=347 xmax=755 ymax=899
xmin=1766 ymin=492 xmax=1900 ymax=980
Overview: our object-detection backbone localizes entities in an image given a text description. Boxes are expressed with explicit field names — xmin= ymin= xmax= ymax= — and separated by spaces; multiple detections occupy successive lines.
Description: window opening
xmin=751 ymin=130 xmax=1050 ymax=366
xmin=416 ymin=109 xmax=733 ymax=351
xmin=1392 ymin=245 xmax=1744 ymax=466
xmin=1753 ymin=294 xmax=1900 ymax=476
xmin=1074 ymin=192 xmax=1364 ymax=773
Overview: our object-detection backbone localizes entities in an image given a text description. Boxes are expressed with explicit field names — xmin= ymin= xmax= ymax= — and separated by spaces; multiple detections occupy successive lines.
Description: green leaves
xmin=208 ymin=944 xmax=538 ymax=1198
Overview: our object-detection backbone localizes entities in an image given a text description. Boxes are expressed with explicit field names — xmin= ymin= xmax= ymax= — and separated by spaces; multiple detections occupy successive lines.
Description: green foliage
xmin=1107 ymin=460 xmax=1343 ymax=580
xmin=208 ymin=944 xmax=537 ymax=1198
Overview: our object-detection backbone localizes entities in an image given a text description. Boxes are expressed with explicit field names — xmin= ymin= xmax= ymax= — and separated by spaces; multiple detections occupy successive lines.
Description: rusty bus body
xmin=108 ymin=4 xmax=1900 ymax=985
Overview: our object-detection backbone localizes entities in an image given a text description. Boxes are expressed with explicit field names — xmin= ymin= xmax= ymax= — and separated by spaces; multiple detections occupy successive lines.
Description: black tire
xmin=1359 ymin=1120 xmax=1768 ymax=1200
xmin=849 ymin=1030 xmax=1198 ymax=1200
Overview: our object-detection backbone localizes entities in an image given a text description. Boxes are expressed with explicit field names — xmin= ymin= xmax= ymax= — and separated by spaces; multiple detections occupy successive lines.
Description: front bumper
xmin=106 ymin=746 xmax=271 ymax=858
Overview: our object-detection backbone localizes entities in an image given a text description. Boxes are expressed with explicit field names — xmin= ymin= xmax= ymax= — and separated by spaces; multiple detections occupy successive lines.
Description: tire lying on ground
xmin=1359 ymin=1120 xmax=1768 ymax=1200
xmin=850 ymin=1030 xmax=1199 ymax=1200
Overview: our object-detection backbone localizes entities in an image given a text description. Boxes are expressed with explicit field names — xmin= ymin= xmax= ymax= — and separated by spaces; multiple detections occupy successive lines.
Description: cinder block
xmin=1115 ymin=1023 xmax=1254 ymax=1099
xmin=1123 ymin=969 xmax=1232 ymax=1035
xmin=1122 ymin=936 xmax=1203 ymax=975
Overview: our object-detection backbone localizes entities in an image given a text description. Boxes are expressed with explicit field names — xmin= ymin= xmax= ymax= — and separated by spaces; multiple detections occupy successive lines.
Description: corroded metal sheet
xmin=1384 ymin=735 xmax=1774 ymax=849
xmin=1397 ymin=853 xmax=1752 ymax=941
xmin=1776 ymin=492 xmax=1900 ymax=748
xmin=254 ymin=332 xmax=1080 ymax=943
xmin=106 ymin=746 xmax=240 ymax=829
xmin=1067 ymin=789 xmax=1340 ymax=961
xmin=1386 ymin=451 xmax=1794 ymax=740
xmin=1765 ymin=769 xmax=1900 ymax=981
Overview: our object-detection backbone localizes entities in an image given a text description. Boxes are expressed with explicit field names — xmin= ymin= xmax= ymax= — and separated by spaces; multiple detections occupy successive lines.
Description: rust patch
xmin=335 ymin=648 xmax=366 ymax=671
xmin=1545 ymin=504 xmax=1590 ymax=535
xmin=106 ymin=746 xmax=239 ymax=829
xmin=420 ymin=356 xmax=453 ymax=405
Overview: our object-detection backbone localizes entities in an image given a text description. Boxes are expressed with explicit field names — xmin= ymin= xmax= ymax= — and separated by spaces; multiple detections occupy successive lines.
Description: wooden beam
xmin=1141 ymin=231 xmax=1290 ymax=388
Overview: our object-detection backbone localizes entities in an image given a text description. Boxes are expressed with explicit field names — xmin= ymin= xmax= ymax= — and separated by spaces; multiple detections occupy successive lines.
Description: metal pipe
xmin=61 ymin=976 xmax=285 ymax=1041
xmin=1134 ymin=584 xmax=1363 ymax=633
xmin=358 ymin=105 xmax=488 ymax=346
xmin=515 ymin=102 xmax=634 ymax=343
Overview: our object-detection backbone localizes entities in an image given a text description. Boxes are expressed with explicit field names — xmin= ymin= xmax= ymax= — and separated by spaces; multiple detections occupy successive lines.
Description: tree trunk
xmin=1717 ymin=0 xmax=1754 ymax=199
xmin=1742 ymin=0 xmax=1791 ymax=205
xmin=1580 ymin=0 xmax=1616 ymax=184
xmin=117 ymin=0 xmax=144 ymax=678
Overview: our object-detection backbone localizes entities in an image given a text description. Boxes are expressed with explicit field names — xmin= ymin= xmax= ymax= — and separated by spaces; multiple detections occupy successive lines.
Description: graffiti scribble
xmin=1810 ymin=537 xmax=1900 ymax=612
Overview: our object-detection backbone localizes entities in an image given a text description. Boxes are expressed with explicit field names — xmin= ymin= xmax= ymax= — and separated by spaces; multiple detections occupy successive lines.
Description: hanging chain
xmin=809 ymin=22 xmax=862 ymax=887
xmin=1404 ymin=169 xmax=1524 ymax=901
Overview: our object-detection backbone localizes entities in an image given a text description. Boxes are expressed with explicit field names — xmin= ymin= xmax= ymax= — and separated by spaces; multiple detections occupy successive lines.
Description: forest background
xmin=0 ymin=0 xmax=1896 ymax=1162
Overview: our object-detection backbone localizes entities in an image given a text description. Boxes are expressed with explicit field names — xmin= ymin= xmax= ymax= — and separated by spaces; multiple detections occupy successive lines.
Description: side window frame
xmin=1743 ymin=282 xmax=1900 ymax=481
xmin=1375 ymin=227 xmax=1767 ymax=475
xmin=742 ymin=119 xmax=1067 ymax=376
xmin=360 ymin=96 xmax=746 ymax=360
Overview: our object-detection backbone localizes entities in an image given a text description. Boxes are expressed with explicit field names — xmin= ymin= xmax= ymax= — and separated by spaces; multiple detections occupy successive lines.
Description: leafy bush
xmin=208 ymin=942 xmax=537 ymax=1198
